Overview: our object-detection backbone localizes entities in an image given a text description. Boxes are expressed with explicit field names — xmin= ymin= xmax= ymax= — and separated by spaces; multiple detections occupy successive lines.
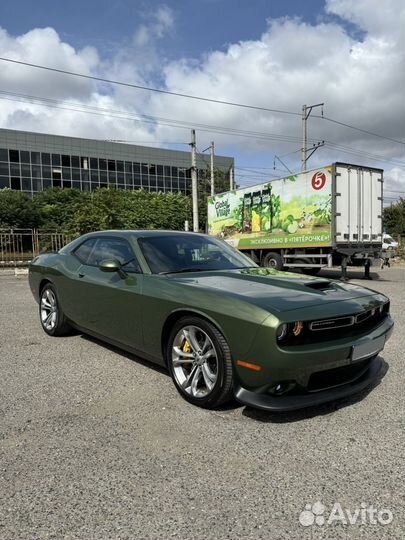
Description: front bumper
xmin=235 ymin=355 xmax=384 ymax=412
xmin=233 ymin=317 xmax=393 ymax=412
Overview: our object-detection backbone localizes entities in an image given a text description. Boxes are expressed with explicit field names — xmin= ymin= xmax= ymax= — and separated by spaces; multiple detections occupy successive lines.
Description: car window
xmin=86 ymin=238 xmax=141 ymax=273
xmin=73 ymin=238 xmax=98 ymax=264
xmin=138 ymin=234 xmax=255 ymax=274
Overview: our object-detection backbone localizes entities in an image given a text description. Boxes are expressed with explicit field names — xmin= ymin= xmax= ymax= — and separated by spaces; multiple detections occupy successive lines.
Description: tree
xmin=33 ymin=188 xmax=87 ymax=229
xmin=0 ymin=189 xmax=41 ymax=228
xmin=68 ymin=188 xmax=192 ymax=235
xmin=383 ymin=198 xmax=405 ymax=236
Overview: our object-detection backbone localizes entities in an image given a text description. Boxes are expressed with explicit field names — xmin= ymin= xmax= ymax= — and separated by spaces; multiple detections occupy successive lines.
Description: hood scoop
xmin=304 ymin=280 xmax=333 ymax=290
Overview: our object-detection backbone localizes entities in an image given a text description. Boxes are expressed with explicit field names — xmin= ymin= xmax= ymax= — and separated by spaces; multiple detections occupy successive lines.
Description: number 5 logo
xmin=311 ymin=171 xmax=326 ymax=190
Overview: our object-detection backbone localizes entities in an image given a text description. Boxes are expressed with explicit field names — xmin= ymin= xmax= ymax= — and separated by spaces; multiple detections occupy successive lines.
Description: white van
xmin=382 ymin=234 xmax=399 ymax=251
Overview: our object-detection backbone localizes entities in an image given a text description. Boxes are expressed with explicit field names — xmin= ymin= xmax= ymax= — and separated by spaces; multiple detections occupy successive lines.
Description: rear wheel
xmin=167 ymin=316 xmax=234 ymax=409
xmin=262 ymin=251 xmax=284 ymax=271
xmin=39 ymin=283 xmax=72 ymax=336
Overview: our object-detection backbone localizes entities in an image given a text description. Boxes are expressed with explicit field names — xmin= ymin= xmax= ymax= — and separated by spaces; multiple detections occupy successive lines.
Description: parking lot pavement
xmin=0 ymin=267 xmax=404 ymax=540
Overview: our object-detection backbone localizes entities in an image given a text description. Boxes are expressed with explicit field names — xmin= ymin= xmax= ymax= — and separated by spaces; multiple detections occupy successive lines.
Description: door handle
xmin=78 ymin=272 xmax=85 ymax=278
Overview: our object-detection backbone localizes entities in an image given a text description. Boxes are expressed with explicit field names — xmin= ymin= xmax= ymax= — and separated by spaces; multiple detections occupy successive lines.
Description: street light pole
xmin=190 ymin=129 xmax=199 ymax=232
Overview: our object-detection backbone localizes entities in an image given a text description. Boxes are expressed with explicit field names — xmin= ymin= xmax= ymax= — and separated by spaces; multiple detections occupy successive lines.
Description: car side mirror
xmin=99 ymin=259 xmax=122 ymax=273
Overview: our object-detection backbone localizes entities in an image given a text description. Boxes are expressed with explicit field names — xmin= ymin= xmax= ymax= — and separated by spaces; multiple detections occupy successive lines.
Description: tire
xmin=166 ymin=316 xmax=234 ymax=409
xmin=262 ymin=251 xmax=284 ymax=271
xmin=39 ymin=283 xmax=72 ymax=337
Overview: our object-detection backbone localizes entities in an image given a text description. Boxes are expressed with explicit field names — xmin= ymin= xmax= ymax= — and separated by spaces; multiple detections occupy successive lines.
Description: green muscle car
xmin=29 ymin=230 xmax=393 ymax=412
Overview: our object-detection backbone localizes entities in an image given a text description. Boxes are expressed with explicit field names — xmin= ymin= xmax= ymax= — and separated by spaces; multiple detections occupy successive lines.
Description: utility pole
xmin=190 ymin=129 xmax=199 ymax=232
xmin=229 ymin=166 xmax=234 ymax=191
xmin=210 ymin=141 xmax=215 ymax=197
xmin=301 ymin=103 xmax=324 ymax=172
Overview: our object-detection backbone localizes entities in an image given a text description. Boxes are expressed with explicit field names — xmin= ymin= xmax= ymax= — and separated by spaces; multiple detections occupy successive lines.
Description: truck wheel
xmin=263 ymin=252 xmax=284 ymax=271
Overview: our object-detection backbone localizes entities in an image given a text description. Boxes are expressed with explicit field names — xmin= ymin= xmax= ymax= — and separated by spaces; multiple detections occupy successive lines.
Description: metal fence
xmin=0 ymin=229 xmax=73 ymax=266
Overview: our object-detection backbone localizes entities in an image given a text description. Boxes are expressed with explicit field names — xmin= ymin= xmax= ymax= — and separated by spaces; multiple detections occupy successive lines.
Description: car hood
xmin=168 ymin=268 xmax=383 ymax=313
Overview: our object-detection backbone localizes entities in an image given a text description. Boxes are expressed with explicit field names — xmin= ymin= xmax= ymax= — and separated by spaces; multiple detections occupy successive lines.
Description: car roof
xmin=81 ymin=230 xmax=208 ymax=239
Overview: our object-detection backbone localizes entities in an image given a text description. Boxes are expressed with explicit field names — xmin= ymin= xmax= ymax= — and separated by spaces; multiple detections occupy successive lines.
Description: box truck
xmin=207 ymin=163 xmax=383 ymax=278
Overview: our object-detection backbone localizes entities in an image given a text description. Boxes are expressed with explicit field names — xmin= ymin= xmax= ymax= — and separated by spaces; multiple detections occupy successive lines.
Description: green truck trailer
xmin=207 ymin=163 xmax=384 ymax=278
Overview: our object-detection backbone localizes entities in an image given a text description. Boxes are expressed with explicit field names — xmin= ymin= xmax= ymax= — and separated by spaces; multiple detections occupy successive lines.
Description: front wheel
xmin=39 ymin=283 xmax=72 ymax=336
xmin=167 ymin=316 xmax=234 ymax=409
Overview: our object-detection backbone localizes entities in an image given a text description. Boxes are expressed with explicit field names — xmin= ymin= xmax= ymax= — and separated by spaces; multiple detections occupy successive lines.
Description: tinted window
xmin=73 ymin=238 xmax=98 ymax=264
xmin=9 ymin=150 xmax=19 ymax=162
xmin=87 ymin=238 xmax=141 ymax=272
xmin=138 ymin=235 xmax=254 ymax=274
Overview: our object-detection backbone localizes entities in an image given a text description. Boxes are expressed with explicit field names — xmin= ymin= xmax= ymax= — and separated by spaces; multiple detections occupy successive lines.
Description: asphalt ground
xmin=0 ymin=266 xmax=404 ymax=540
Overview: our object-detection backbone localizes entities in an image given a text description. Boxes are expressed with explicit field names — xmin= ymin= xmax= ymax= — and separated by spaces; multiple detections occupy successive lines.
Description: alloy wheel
xmin=171 ymin=325 xmax=218 ymax=398
xmin=40 ymin=288 xmax=58 ymax=331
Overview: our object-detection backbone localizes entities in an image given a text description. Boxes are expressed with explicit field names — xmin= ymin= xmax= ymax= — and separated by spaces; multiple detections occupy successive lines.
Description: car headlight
xmin=276 ymin=321 xmax=304 ymax=342
xmin=276 ymin=323 xmax=288 ymax=342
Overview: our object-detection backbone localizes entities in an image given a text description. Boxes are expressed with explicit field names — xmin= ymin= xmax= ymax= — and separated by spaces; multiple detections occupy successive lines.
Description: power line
xmin=2 ymin=57 xmax=404 ymax=151
xmin=314 ymin=115 xmax=405 ymax=146
xmin=0 ymin=57 xmax=301 ymax=117
xmin=0 ymin=90 xmax=309 ymax=144
xmin=2 ymin=57 xmax=404 ymax=147
xmin=1 ymin=88 xmax=404 ymax=168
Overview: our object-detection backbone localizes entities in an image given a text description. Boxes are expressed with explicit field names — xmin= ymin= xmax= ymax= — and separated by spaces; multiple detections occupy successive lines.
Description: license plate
xmin=352 ymin=336 xmax=385 ymax=362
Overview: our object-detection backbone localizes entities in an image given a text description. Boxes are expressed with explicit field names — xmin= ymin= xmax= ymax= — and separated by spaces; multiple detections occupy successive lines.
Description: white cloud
xmin=0 ymin=0 xmax=404 ymax=195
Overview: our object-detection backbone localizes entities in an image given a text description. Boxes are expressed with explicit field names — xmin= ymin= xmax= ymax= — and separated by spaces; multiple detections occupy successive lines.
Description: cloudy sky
xmin=0 ymin=0 xmax=404 ymax=201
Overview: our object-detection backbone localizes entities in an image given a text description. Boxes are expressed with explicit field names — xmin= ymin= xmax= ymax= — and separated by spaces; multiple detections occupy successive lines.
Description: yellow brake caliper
xmin=182 ymin=339 xmax=191 ymax=353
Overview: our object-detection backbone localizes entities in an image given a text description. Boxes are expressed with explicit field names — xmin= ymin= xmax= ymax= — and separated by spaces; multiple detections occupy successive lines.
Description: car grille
xmin=307 ymin=358 xmax=372 ymax=392
xmin=285 ymin=302 xmax=390 ymax=346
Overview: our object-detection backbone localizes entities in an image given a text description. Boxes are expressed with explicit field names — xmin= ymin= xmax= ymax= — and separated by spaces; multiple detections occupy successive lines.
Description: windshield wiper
xmin=159 ymin=268 xmax=210 ymax=275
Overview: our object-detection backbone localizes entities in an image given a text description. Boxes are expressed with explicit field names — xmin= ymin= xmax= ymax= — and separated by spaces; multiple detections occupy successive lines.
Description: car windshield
xmin=138 ymin=234 xmax=256 ymax=274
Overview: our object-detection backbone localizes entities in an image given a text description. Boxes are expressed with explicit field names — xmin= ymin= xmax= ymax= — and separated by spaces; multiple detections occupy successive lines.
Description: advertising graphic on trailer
xmin=208 ymin=167 xmax=333 ymax=250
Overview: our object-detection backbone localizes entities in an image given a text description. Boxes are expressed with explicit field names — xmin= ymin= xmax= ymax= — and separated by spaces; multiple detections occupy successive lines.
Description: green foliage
xmin=70 ymin=189 xmax=192 ymax=235
xmin=383 ymin=198 xmax=405 ymax=236
xmin=0 ymin=187 xmax=192 ymax=234
xmin=33 ymin=188 xmax=85 ymax=228
xmin=0 ymin=188 xmax=41 ymax=228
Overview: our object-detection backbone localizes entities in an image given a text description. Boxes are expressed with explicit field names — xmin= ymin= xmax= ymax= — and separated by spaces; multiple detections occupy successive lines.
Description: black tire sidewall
xmin=166 ymin=316 xmax=232 ymax=408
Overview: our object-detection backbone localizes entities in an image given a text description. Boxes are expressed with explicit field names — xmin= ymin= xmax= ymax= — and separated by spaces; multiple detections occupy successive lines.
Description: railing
xmin=0 ymin=229 xmax=73 ymax=266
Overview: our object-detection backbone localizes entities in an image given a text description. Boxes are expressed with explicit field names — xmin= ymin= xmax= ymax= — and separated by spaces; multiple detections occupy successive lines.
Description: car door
xmin=69 ymin=236 xmax=145 ymax=350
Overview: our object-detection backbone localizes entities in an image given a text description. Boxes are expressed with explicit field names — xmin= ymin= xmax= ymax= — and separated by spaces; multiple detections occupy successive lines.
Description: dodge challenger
xmin=29 ymin=230 xmax=393 ymax=411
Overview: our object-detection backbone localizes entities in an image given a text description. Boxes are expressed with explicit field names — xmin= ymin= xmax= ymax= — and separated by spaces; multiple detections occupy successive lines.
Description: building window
xmin=108 ymin=159 xmax=116 ymax=171
xmin=9 ymin=150 xmax=19 ymax=162
xmin=90 ymin=157 xmax=98 ymax=169
xmin=10 ymin=163 xmax=21 ymax=176
xmin=71 ymin=155 xmax=80 ymax=168
xmin=99 ymin=158 xmax=107 ymax=170
xmin=20 ymin=151 xmax=30 ymax=163
xmin=62 ymin=167 xmax=72 ymax=180
xmin=117 ymin=160 xmax=124 ymax=172
xmin=42 ymin=166 xmax=52 ymax=179
xmin=11 ymin=177 xmax=21 ymax=189
xmin=0 ymin=148 xmax=8 ymax=161
xmin=41 ymin=153 xmax=51 ymax=165
xmin=61 ymin=155 xmax=71 ymax=167
xmin=0 ymin=162 xmax=9 ymax=176
xmin=21 ymin=164 xmax=31 ymax=177
xmin=52 ymin=154 xmax=61 ymax=166
xmin=0 ymin=176 xmax=9 ymax=188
